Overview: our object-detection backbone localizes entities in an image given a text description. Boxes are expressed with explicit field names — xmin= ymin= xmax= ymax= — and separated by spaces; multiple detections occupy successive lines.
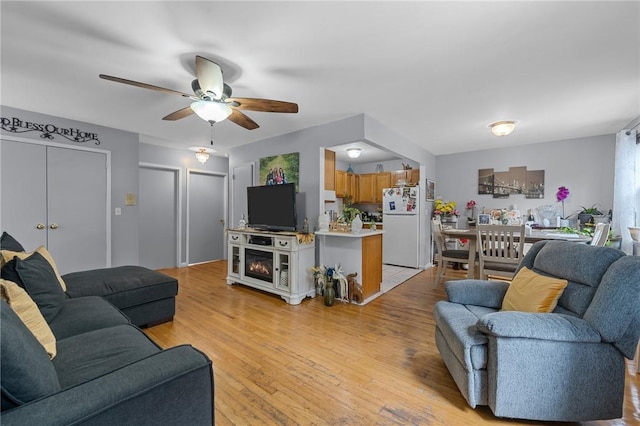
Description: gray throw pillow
xmin=0 ymin=231 xmax=25 ymax=252
xmin=1 ymin=251 xmax=66 ymax=322
xmin=0 ymin=300 xmax=61 ymax=408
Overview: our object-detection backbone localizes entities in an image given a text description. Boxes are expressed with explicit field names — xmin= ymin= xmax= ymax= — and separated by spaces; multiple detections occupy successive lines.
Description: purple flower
xmin=556 ymin=186 xmax=569 ymax=202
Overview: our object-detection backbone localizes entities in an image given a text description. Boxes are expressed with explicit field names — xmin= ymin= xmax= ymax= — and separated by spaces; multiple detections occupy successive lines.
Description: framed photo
xmin=478 ymin=213 xmax=491 ymax=225
xmin=426 ymin=179 xmax=435 ymax=201
xmin=259 ymin=152 xmax=300 ymax=191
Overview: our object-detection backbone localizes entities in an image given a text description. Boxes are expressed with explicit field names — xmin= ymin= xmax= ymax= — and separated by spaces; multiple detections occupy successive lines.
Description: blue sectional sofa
xmin=0 ymin=232 xmax=214 ymax=424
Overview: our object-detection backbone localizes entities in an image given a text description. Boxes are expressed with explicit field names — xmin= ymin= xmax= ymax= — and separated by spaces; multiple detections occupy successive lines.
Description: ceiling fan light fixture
xmin=346 ymin=147 xmax=362 ymax=159
xmin=489 ymin=120 xmax=517 ymax=137
xmin=190 ymin=101 xmax=232 ymax=123
xmin=195 ymin=148 xmax=210 ymax=164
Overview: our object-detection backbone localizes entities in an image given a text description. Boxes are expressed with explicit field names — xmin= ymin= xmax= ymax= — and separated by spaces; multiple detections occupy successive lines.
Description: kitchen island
xmin=315 ymin=229 xmax=384 ymax=301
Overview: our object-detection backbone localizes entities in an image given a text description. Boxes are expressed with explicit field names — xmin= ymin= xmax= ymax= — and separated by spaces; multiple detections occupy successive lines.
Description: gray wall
xmin=139 ymin=142 xmax=229 ymax=265
xmin=229 ymin=113 xmax=436 ymax=267
xmin=1 ymin=105 xmax=140 ymax=266
xmin=434 ymin=134 xmax=616 ymax=224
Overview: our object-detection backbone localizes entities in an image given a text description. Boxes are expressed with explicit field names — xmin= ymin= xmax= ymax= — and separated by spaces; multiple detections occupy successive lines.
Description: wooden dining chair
xmin=431 ymin=219 xmax=475 ymax=288
xmin=590 ymin=223 xmax=610 ymax=247
xmin=476 ymin=224 xmax=526 ymax=281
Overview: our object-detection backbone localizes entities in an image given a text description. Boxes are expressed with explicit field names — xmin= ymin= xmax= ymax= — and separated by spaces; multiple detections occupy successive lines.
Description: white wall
xmin=434 ymin=134 xmax=616 ymax=224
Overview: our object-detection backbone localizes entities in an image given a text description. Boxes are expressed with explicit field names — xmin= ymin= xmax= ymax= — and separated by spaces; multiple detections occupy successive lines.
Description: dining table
xmin=440 ymin=227 xmax=592 ymax=279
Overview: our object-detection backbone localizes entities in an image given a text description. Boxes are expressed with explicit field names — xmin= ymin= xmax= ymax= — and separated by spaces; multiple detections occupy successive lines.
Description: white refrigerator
xmin=382 ymin=187 xmax=420 ymax=268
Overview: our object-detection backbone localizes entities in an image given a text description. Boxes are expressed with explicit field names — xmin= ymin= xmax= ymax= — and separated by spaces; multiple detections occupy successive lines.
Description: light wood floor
xmin=144 ymin=261 xmax=640 ymax=425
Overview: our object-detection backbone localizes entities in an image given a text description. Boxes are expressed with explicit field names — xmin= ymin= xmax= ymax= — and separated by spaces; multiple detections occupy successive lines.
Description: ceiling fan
xmin=99 ymin=55 xmax=298 ymax=130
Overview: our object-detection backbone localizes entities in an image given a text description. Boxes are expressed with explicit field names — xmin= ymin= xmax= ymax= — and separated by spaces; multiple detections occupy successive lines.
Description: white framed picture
xmin=478 ymin=213 xmax=491 ymax=225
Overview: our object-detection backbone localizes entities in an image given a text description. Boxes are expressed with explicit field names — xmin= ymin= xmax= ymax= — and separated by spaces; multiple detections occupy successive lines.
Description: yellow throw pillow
xmin=501 ymin=267 xmax=568 ymax=313
xmin=1 ymin=246 xmax=67 ymax=292
xmin=1 ymin=279 xmax=57 ymax=358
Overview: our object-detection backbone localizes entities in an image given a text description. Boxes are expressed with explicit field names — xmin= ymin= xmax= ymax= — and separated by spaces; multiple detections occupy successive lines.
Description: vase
xmin=318 ymin=211 xmax=330 ymax=231
xmin=324 ymin=280 xmax=335 ymax=306
xmin=351 ymin=214 xmax=363 ymax=234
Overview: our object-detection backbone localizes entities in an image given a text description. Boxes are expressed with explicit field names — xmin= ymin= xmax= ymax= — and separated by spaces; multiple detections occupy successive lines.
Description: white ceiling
xmin=1 ymin=1 xmax=638 ymax=157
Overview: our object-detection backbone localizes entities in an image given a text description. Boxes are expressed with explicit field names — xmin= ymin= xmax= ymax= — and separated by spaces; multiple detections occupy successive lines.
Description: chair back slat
xmin=477 ymin=224 xmax=526 ymax=280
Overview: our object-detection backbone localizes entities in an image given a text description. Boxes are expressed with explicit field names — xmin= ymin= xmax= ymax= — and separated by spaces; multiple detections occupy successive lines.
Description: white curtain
xmin=612 ymin=129 xmax=638 ymax=254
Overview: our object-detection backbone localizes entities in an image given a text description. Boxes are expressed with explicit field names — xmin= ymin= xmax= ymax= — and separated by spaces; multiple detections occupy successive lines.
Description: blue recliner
xmin=434 ymin=240 xmax=640 ymax=422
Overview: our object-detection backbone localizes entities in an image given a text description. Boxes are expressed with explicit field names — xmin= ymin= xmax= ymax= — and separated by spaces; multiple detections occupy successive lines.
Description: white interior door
xmin=188 ymin=170 xmax=226 ymax=264
xmin=47 ymin=146 xmax=108 ymax=273
xmin=0 ymin=140 xmax=48 ymax=250
xmin=139 ymin=165 xmax=179 ymax=270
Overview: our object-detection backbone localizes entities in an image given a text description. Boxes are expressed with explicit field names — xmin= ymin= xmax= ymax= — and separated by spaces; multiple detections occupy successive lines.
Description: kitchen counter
xmin=315 ymin=229 xmax=384 ymax=238
xmin=315 ymin=230 xmax=383 ymax=301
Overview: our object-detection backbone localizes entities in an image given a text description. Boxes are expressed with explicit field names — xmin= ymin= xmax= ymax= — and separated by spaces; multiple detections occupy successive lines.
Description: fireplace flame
xmin=249 ymin=261 xmax=272 ymax=275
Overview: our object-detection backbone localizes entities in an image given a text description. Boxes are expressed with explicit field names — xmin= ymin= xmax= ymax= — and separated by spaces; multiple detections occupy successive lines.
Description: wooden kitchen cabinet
xmin=348 ymin=173 xmax=359 ymax=202
xmin=375 ymin=172 xmax=392 ymax=203
xmin=358 ymin=173 xmax=375 ymax=203
xmin=335 ymin=169 xmax=346 ymax=197
xmin=392 ymin=170 xmax=408 ymax=186
xmin=408 ymin=169 xmax=420 ymax=185
xmin=391 ymin=169 xmax=420 ymax=186
xmin=324 ymin=149 xmax=336 ymax=190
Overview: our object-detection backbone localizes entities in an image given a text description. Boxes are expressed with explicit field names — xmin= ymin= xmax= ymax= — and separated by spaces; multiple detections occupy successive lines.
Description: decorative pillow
xmin=0 ymin=245 xmax=67 ymax=291
xmin=0 ymin=231 xmax=25 ymax=252
xmin=501 ymin=267 xmax=568 ymax=313
xmin=1 ymin=252 xmax=66 ymax=322
xmin=0 ymin=279 xmax=56 ymax=358
xmin=0 ymin=300 xmax=60 ymax=408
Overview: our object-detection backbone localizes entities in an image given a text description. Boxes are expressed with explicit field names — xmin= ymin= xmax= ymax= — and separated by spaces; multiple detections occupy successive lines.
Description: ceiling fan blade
xmin=228 ymin=97 xmax=299 ymax=113
xmin=228 ymin=109 xmax=259 ymax=130
xmin=195 ymin=56 xmax=224 ymax=100
xmin=162 ymin=106 xmax=195 ymax=121
xmin=99 ymin=74 xmax=193 ymax=98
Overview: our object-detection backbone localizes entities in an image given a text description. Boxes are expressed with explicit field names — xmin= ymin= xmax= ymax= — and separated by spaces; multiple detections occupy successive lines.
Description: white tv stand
xmin=226 ymin=228 xmax=316 ymax=305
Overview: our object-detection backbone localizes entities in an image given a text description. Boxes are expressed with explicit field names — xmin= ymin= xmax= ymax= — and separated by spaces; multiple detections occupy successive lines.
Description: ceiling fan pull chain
xmin=210 ymin=122 xmax=214 ymax=146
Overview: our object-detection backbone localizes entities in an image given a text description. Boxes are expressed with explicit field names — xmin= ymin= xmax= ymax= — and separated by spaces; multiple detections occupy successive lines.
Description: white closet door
xmin=0 ymin=140 xmax=48 ymax=250
xmin=188 ymin=171 xmax=225 ymax=264
xmin=46 ymin=146 xmax=108 ymax=273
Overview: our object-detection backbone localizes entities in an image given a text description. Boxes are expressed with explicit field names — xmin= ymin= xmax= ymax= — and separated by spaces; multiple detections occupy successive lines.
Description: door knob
xmin=49 ymin=223 xmax=59 ymax=230
xmin=36 ymin=223 xmax=45 ymax=230
xmin=219 ymin=219 xmax=225 ymax=225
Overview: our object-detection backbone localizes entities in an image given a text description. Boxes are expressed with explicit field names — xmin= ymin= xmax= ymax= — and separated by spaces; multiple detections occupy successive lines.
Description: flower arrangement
xmin=465 ymin=199 xmax=477 ymax=223
xmin=311 ymin=264 xmax=346 ymax=292
xmin=556 ymin=186 xmax=570 ymax=219
xmin=433 ymin=198 xmax=459 ymax=217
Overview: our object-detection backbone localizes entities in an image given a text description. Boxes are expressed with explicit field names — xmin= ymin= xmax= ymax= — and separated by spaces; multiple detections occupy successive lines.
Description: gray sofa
xmin=434 ymin=240 xmax=640 ymax=422
xmin=62 ymin=265 xmax=178 ymax=327
xmin=0 ymin=232 xmax=213 ymax=424
xmin=1 ymin=295 xmax=214 ymax=425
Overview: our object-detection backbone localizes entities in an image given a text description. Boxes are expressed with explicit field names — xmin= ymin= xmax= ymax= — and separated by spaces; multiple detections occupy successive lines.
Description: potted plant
xmin=578 ymin=205 xmax=602 ymax=226
xmin=340 ymin=194 xmax=361 ymax=224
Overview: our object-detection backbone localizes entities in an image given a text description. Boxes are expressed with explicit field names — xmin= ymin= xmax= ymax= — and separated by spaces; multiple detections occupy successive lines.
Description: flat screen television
xmin=247 ymin=183 xmax=297 ymax=232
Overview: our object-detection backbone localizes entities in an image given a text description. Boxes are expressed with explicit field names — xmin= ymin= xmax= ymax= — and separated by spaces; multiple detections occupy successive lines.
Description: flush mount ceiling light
xmin=489 ymin=120 xmax=517 ymax=137
xmin=346 ymin=147 xmax=362 ymax=159
xmin=195 ymin=148 xmax=210 ymax=164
